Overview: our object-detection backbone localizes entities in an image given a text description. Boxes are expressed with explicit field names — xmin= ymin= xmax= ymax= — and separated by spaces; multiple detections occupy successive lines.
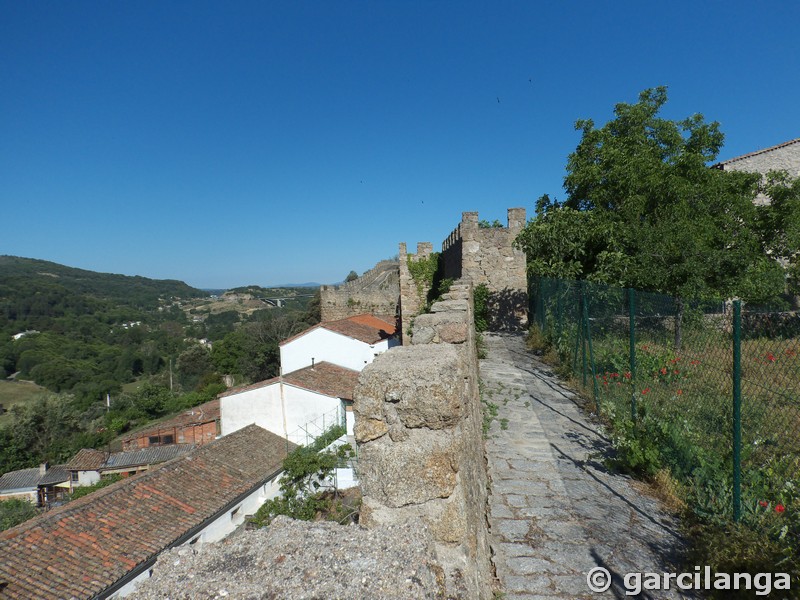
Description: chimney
xmin=311 ymin=357 xmax=315 ymax=369
xmin=39 ymin=462 xmax=48 ymax=476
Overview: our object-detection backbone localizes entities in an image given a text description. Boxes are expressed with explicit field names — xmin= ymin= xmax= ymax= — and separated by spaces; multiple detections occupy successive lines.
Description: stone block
xmin=354 ymin=345 xmax=464 ymax=430
xmin=358 ymin=428 xmax=460 ymax=507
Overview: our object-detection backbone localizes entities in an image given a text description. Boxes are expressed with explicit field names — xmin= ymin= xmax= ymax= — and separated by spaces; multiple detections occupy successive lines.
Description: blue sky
xmin=2 ymin=1 xmax=798 ymax=289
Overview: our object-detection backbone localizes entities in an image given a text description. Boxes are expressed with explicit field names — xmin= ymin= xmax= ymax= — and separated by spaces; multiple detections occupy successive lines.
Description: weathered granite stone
xmin=354 ymin=344 xmax=464 ymax=432
xmin=430 ymin=299 xmax=468 ymax=313
xmin=358 ymin=428 xmax=459 ymax=507
xmin=354 ymin=417 xmax=388 ymax=443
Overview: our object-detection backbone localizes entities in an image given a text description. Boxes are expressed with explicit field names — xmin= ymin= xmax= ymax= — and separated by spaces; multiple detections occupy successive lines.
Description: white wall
xmin=75 ymin=470 xmax=101 ymax=488
xmin=221 ymin=382 xmax=342 ymax=441
xmin=280 ymin=327 xmax=390 ymax=373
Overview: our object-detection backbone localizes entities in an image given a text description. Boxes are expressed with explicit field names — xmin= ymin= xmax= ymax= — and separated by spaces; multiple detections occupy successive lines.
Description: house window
xmin=162 ymin=434 xmax=174 ymax=444
xmin=148 ymin=436 xmax=160 ymax=445
xmin=71 ymin=471 xmax=79 ymax=483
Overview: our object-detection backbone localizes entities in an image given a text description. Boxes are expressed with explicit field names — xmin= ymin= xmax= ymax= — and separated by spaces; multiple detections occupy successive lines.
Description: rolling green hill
xmin=0 ymin=255 xmax=206 ymax=311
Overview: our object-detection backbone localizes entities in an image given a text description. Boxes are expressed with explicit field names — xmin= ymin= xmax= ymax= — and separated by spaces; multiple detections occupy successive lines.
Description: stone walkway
xmin=482 ymin=333 xmax=692 ymax=599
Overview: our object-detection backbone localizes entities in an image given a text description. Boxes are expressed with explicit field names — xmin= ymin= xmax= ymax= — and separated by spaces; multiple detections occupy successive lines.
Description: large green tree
xmin=519 ymin=87 xmax=785 ymax=304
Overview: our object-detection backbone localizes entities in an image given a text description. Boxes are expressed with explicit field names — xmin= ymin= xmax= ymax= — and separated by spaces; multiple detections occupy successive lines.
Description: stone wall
xmin=440 ymin=208 xmax=528 ymax=330
xmin=354 ymin=283 xmax=492 ymax=599
xmin=398 ymin=241 xmax=434 ymax=343
xmin=320 ymin=260 xmax=400 ymax=321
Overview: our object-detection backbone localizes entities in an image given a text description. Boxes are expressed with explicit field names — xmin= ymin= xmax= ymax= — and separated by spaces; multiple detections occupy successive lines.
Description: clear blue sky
xmin=2 ymin=1 xmax=798 ymax=289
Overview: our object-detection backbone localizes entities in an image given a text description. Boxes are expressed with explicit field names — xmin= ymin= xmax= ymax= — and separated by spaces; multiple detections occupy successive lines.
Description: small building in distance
xmin=120 ymin=399 xmax=220 ymax=451
xmin=0 ymin=424 xmax=293 ymax=599
xmin=65 ymin=444 xmax=196 ymax=491
xmin=279 ymin=313 xmax=399 ymax=374
xmin=0 ymin=463 xmax=69 ymax=506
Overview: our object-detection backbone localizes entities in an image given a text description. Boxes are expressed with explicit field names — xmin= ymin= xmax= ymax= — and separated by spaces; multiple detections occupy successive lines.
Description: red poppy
xmin=660 ymin=367 xmax=667 ymax=375
xmin=623 ymin=372 xmax=631 ymax=379
xmin=673 ymin=369 xmax=679 ymax=375
xmin=765 ymin=353 xmax=776 ymax=362
xmin=759 ymin=500 xmax=768 ymax=508
xmin=775 ymin=504 xmax=785 ymax=513
xmin=676 ymin=389 xmax=683 ymax=395
xmin=641 ymin=388 xmax=650 ymax=395
xmin=690 ymin=360 xmax=700 ymax=366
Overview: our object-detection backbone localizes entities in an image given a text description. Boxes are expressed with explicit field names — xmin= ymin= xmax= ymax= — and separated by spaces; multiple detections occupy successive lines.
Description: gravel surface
xmin=130 ymin=516 xmax=446 ymax=600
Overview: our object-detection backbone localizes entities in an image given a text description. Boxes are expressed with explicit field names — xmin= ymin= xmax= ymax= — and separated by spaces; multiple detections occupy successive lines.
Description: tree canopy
xmin=517 ymin=87 xmax=788 ymax=303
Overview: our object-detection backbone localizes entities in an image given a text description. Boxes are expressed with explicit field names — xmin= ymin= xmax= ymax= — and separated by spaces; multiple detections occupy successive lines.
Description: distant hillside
xmin=0 ymin=256 xmax=207 ymax=309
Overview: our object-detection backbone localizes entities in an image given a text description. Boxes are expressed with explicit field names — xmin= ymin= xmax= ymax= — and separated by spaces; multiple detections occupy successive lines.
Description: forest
xmin=0 ymin=256 xmax=321 ymax=475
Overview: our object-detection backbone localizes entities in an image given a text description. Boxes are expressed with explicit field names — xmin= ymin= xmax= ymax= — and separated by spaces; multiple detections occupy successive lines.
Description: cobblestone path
xmin=482 ymin=333 xmax=691 ymax=599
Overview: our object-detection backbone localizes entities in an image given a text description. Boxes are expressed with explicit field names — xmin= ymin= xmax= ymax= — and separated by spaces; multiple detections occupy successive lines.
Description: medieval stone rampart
xmin=400 ymin=208 xmax=528 ymax=333
xmin=354 ymin=283 xmax=492 ymax=599
xmin=441 ymin=208 xmax=528 ymax=330
xmin=398 ymin=241 xmax=434 ymax=343
xmin=320 ymin=260 xmax=400 ymax=321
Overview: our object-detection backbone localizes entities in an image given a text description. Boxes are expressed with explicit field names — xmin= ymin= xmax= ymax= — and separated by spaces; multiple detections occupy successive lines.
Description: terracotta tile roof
xmin=280 ymin=313 xmax=398 ymax=347
xmin=715 ymin=138 xmax=800 ymax=166
xmin=0 ymin=466 xmax=69 ymax=493
xmin=322 ymin=314 xmax=398 ymax=344
xmin=219 ymin=362 xmax=360 ymax=401
xmin=66 ymin=449 xmax=107 ymax=471
xmin=283 ymin=362 xmax=360 ymax=400
xmin=0 ymin=425 xmax=294 ymax=600
xmin=121 ymin=399 xmax=220 ymax=443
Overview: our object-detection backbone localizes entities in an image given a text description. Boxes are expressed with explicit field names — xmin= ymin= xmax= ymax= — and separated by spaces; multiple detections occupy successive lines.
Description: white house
xmin=220 ymin=361 xmax=361 ymax=442
xmin=279 ymin=313 xmax=399 ymax=374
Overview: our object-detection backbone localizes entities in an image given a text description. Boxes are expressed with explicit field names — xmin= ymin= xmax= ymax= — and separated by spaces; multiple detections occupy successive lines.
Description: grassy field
xmin=0 ymin=380 xmax=49 ymax=425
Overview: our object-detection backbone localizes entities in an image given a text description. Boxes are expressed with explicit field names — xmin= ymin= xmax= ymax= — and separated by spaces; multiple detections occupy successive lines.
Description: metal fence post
xmin=732 ymin=299 xmax=742 ymax=522
xmin=581 ymin=284 xmax=599 ymax=413
xmin=580 ymin=283 xmax=587 ymax=387
xmin=556 ymin=279 xmax=563 ymax=340
xmin=629 ymin=288 xmax=637 ymax=421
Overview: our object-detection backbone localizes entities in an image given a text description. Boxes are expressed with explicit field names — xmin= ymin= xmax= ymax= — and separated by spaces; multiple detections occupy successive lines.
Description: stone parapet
xmin=355 ymin=284 xmax=492 ymax=599
xmin=439 ymin=208 xmax=528 ymax=330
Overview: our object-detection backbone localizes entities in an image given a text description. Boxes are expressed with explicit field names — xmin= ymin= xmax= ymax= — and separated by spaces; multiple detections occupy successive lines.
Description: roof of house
xmin=0 ymin=424 xmax=294 ymax=600
xmin=121 ymin=399 xmax=220 ymax=443
xmin=0 ymin=465 xmax=69 ymax=493
xmin=715 ymin=138 xmax=800 ymax=166
xmin=65 ymin=449 xmax=107 ymax=471
xmin=66 ymin=445 xmax=196 ymax=472
xmin=219 ymin=361 xmax=360 ymax=401
xmin=283 ymin=362 xmax=360 ymax=400
xmin=279 ymin=313 xmax=398 ymax=347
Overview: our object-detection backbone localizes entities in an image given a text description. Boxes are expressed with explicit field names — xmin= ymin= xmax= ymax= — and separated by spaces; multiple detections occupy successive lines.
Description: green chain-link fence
xmin=529 ymin=276 xmax=799 ymax=546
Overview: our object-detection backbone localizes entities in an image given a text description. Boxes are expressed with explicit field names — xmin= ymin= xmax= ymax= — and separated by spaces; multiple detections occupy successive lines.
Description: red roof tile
xmin=279 ymin=313 xmax=398 ymax=347
xmin=283 ymin=362 xmax=360 ymax=400
xmin=219 ymin=362 xmax=359 ymax=401
xmin=120 ymin=399 xmax=220 ymax=444
xmin=65 ymin=449 xmax=107 ymax=471
xmin=0 ymin=425 xmax=294 ymax=600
